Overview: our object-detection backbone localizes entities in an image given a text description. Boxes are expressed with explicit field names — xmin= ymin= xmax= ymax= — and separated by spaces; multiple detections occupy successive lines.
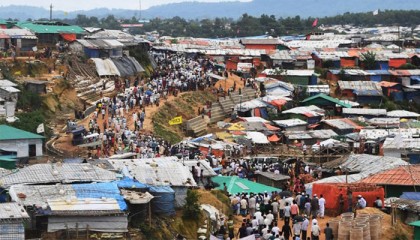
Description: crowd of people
xmin=78 ymin=51 xmax=230 ymax=158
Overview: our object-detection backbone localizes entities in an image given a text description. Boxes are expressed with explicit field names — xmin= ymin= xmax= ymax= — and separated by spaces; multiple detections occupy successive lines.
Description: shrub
xmin=182 ymin=189 xmax=201 ymax=220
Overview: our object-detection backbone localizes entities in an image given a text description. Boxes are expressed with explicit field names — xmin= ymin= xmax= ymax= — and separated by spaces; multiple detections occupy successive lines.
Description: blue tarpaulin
xmin=149 ymin=186 xmax=175 ymax=215
xmin=72 ymin=182 xmax=127 ymax=210
xmin=400 ymin=192 xmax=420 ymax=201
xmin=115 ymin=177 xmax=148 ymax=189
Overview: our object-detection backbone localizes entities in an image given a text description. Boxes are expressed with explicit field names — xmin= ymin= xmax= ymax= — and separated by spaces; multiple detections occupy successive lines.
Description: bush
xmin=182 ymin=189 xmax=201 ymax=220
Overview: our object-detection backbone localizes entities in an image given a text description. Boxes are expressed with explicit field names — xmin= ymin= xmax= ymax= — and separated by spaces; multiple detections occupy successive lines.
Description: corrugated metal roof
xmin=306 ymin=154 xmax=408 ymax=191
xmin=322 ymin=118 xmax=361 ymax=130
xmin=360 ymin=165 xmax=420 ymax=186
xmin=0 ymin=125 xmax=44 ymax=141
xmin=17 ymin=22 xmax=85 ymax=34
xmin=387 ymin=110 xmax=420 ymax=118
xmin=0 ymin=203 xmax=29 ymax=221
xmin=383 ymin=137 xmax=420 ymax=150
xmin=0 ymin=29 xmax=37 ymax=39
xmin=108 ymin=157 xmax=196 ymax=187
xmin=282 ymin=105 xmax=325 ymax=117
xmin=0 ymin=86 xmax=20 ymax=93
xmin=342 ymin=108 xmax=387 ymax=116
xmin=338 ymin=81 xmax=381 ymax=91
xmin=240 ymin=38 xmax=283 ymax=45
xmin=273 ymin=119 xmax=307 ymax=127
xmin=0 ymin=163 xmax=117 ymax=188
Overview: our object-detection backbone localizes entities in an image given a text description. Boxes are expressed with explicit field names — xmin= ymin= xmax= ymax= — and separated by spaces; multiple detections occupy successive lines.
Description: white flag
xmin=373 ymin=9 xmax=379 ymax=15
xmin=37 ymin=123 xmax=45 ymax=134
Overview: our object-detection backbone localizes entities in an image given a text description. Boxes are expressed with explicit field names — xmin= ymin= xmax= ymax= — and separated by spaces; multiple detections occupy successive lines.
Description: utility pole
xmin=50 ymin=4 xmax=53 ymax=21
xmin=139 ymin=0 xmax=142 ymax=21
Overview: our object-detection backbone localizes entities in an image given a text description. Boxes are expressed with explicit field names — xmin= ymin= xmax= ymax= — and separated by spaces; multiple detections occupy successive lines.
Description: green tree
xmin=183 ymin=189 xmax=201 ymax=220
xmin=361 ymin=51 xmax=377 ymax=70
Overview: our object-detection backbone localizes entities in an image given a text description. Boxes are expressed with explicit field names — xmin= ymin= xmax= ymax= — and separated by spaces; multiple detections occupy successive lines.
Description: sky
xmin=2 ymin=0 xmax=250 ymax=11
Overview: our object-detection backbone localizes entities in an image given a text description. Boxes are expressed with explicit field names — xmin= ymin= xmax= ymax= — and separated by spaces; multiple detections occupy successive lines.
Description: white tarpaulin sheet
xmin=92 ymin=58 xmax=121 ymax=76
xmin=246 ymin=132 xmax=270 ymax=144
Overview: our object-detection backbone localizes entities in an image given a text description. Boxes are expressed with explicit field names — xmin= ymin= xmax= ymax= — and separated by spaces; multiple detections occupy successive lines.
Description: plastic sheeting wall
xmin=48 ymin=216 xmax=128 ymax=233
xmin=172 ymin=186 xmax=187 ymax=208
xmin=149 ymin=186 xmax=175 ymax=215
xmin=111 ymin=57 xmax=144 ymax=77
xmin=92 ymin=58 xmax=120 ymax=76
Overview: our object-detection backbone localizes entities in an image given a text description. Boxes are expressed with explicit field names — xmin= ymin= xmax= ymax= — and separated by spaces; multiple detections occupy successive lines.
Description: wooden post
xmin=86 ymin=225 xmax=89 ymax=240
xmin=76 ymin=223 xmax=79 ymax=239
xmin=149 ymin=201 xmax=152 ymax=227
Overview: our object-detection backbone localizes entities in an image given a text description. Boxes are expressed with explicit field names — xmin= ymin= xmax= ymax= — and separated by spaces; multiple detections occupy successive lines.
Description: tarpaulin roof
xmin=111 ymin=57 xmax=144 ymax=77
xmin=246 ymin=131 xmax=270 ymax=144
xmin=360 ymin=165 xmax=420 ymax=186
xmin=212 ymin=176 xmax=281 ymax=195
xmin=108 ymin=157 xmax=197 ymax=187
xmin=91 ymin=58 xmax=121 ymax=76
xmin=400 ymin=192 xmax=420 ymax=201
xmin=268 ymin=134 xmax=280 ymax=142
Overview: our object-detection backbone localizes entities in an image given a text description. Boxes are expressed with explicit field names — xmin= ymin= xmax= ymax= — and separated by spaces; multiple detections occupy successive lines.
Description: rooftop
xmin=17 ymin=21 xmax=85 ymax=34
xmin=0 ymin=203 xmax=29 ymax=222
xmin=0 ymin=125 xmax=44 ymax=141
xmin=360 ymin=165 xmax=420 ymax=186
xmin=302 ymin=93 xmax=352 ymax=108
xmin=0 ymin=163 xmax=117 ymax=188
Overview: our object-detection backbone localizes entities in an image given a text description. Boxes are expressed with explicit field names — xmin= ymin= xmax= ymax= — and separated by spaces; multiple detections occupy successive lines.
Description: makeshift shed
xmin=17 ymin=21 xmax=85 ymax=44
xmin=359 ymin=165 xmax=420 ymax=197
xmin=148 ymin=186 xmax=175 ymax=215
xmin=255 ymin=172 xmax=290 ymax=189
xmin=91 ymin=58 xmax=121 ymax=76
xmin=24 ymin=80 xmax=47 ymax=94
xmin=109 ymin=157 xmax=196 ymax=207
xmin=273 ymin=119 xmax=308 ymax=131
xmin=212 ymin=176 xmax=281 ymax=195
xmin=312 ymin=183 xmax=384 ymax=216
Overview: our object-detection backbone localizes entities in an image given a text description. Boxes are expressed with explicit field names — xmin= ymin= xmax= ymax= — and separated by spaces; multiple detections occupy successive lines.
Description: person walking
xmin=318 ymin=195 xmax=326 ymax=219
xmin=311 ymin=222 xmax=321 ymax=240
xmin=324 ymin=222 xmax=333 ymax=240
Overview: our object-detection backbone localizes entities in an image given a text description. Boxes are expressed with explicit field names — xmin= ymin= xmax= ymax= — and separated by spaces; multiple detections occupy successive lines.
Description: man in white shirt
xmin=266 ymin=211 xmax=274 ymax=226
xmin=301 ymin=216 xmax=309 ymax=240
xmin=311 ymin=222 xmax=321 ymax=240
xmin=357 ymin=195 xmax=367 ymax=209
xmin=318 ymin=194 xmax=326 ymax=219
xmin=284 ymin=202 xmax=291 ymax=223
xmin=249 ymin=194 xmax=257 ymax=217
xmin=251 ymin=216 xmax=259 ymax=229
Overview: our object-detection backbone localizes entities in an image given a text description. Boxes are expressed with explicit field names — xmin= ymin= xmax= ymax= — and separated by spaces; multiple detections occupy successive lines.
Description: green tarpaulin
xmin=212 ymin=176 xmax=281 ymax=195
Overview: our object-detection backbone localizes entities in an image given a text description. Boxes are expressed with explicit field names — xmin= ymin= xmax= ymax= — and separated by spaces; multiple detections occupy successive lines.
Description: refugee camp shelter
xmin=382 ymin=137 xmax=420 ymax=159
xmin=0 ymin=28 xmax=37 ymax=53
xmin=212 ymin=175 xmax=281 ymax=195
xmin=273 ymin=119 xmax=308 ymax=131
xmin=16 ymin=21 xmax=85 ymax=44
xmin=108 ymin=157 xmax=196 ymax=207
xmin=24 ymin=80 xmax=47 ymax=94
xmin=9 ymin=183 xmax=128 ymax=235
xmin=302 ymin=94 xmax=352 ymax=109
xmin=255 ymin=172 xmax=290 ymax=189
xmin=0 ymin=125 xmax=44 ymax=168
xmin=0 ymin=202 xmax=30 ymax=240
xmin=305 ymin=154 xmax=408 ymax=195
xmin=337 ymin=80 xmax=383 ymax=104
xmin=360 ymin=165 xmax=420 ymax=197
xmin=70 ymin=39 xmax=124 ymax=58
xmin=240 ymin=39 xmax=286 ymax=51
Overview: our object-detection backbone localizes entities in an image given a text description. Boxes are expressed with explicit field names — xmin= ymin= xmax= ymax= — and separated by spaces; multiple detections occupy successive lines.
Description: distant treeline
xmin=58 ymin=10 xmax=420 ymax=38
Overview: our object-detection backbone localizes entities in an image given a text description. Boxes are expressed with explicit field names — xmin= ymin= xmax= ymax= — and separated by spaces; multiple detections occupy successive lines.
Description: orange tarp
xmin=60 ymin=33 xmax=76 ymax=42
xmin=340 ymin=57 xmax=356 ymax=67
xmin=378 ymin=81 xmax=399 ymax=88
xmin=389 ymin=59 xmax=407 ymax=68
xmin=268 ymin=135 xmax=280 ymax=142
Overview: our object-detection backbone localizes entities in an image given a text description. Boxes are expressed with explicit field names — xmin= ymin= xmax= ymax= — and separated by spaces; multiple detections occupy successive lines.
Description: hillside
xmin=2 ymin=0 xmax=420 ymax=20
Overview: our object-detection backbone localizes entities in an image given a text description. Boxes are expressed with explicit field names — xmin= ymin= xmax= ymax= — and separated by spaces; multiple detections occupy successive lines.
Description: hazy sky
xmin=3 ymin=0 xmax=251 ymax=11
